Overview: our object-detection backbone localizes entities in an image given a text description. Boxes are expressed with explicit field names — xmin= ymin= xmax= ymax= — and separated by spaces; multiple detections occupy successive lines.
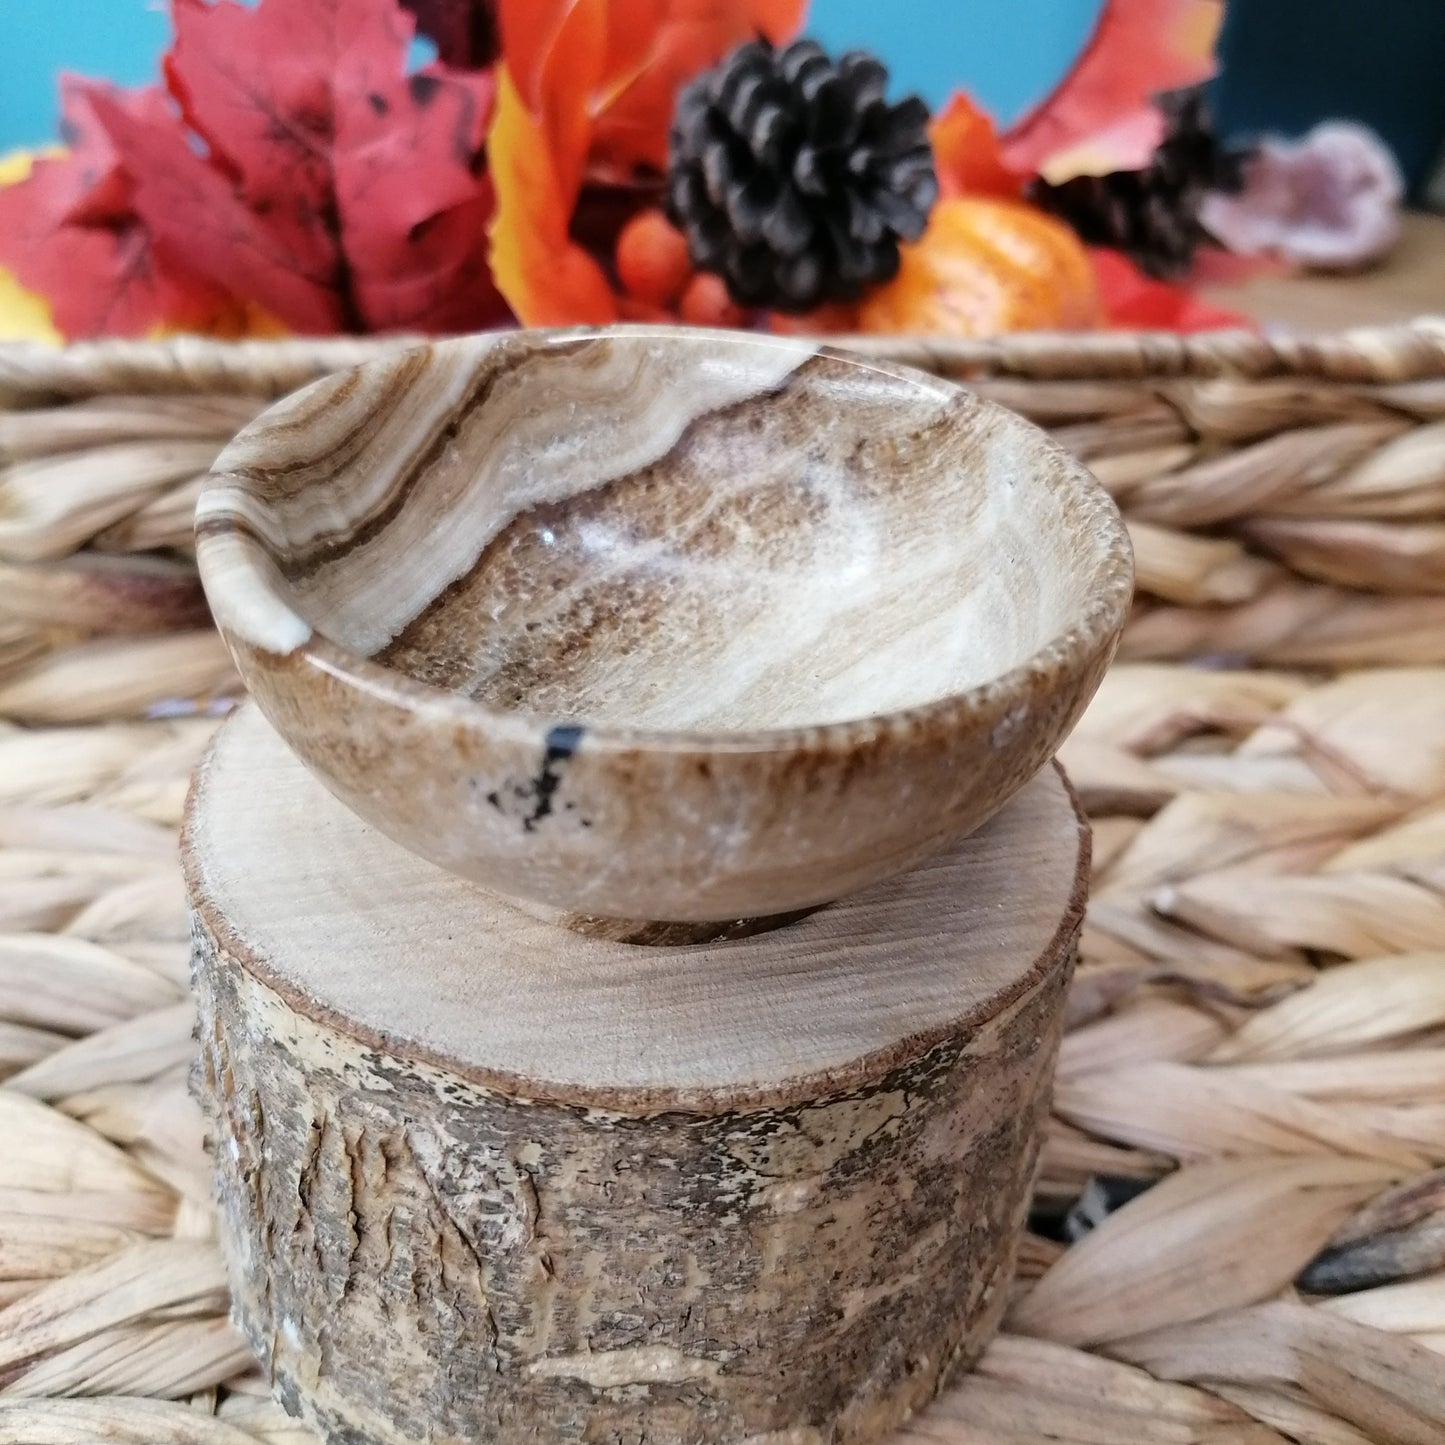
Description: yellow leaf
xmin=0 ymin=149 xmax=65 ymax=343
xmin=0 ymin=146 xmax=64 ymax=186
xmin=0 ymin=266 xmax=62 ymax=344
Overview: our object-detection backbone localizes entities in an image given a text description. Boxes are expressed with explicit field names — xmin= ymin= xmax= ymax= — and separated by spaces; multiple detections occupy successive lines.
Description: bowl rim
xmin=197 ymin=325 xmax=1135 ymax=758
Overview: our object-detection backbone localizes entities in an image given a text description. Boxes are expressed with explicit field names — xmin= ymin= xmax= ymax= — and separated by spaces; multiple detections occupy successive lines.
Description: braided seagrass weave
xmin=2 ymin=322 xmax=1445 ymax=725
xmin=2 ymin=662 xmax=1445 ymax=1440
xmin=1 ymin=325 xmax=1443 ymax=1442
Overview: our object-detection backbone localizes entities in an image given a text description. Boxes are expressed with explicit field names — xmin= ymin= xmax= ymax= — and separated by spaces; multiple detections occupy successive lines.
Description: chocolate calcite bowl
xmin=196 ymin=327 xmax=1131 ymax=932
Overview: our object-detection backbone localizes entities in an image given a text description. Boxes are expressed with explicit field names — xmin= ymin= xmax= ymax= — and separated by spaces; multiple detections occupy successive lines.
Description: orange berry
xmin=769 ymin=302 xmax=862 ymax=335
xmin=616 ymin=295 xmax=675 ymax=324
xmin=615 ymin=209 xmax=694 ymax=307
xmin=679 ymin=272 xmax=747 ymax=329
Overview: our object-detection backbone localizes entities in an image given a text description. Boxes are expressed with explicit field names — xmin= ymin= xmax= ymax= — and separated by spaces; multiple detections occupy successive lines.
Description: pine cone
xmin=665 ymin=39 xmax=938 ymax=312
xmin=1030 ymin=87 xmax=1247 ymax=279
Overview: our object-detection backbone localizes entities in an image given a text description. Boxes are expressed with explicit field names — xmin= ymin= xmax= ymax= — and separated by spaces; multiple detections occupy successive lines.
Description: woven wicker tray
xmin=4 ymin=664 xmax=1444 ymax=1443
xmin=2 ymin=323 xmax=1445 ymax=725
xmin=2 ymin=326 xmax=1444 ymax=1443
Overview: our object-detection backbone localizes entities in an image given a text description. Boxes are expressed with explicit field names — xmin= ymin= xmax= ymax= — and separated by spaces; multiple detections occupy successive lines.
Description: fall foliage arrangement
xmin=0 ymin=0 xmax=1251 ymax=343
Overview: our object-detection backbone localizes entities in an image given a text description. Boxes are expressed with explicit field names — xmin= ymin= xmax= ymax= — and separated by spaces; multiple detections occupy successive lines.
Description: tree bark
xmin=187 ymin=707 xmax=1087 ymax=1445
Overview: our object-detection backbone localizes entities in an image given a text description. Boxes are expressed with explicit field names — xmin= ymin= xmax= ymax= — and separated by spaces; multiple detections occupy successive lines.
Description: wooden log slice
xmin=185 ymin=706 xmax=1088 ymax=1445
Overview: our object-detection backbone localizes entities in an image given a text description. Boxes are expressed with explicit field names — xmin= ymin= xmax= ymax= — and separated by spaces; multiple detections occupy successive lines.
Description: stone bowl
xmin=196 ymin=328 xmax=1132 ymax=938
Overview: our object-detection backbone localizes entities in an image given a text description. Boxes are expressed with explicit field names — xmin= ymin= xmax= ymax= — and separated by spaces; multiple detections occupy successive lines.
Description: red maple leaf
xmin=0 ymin=77 xmax=228 ymax=338
xmin=1092 ymin=248 xmax=1251 ymax=332
xmin=1001 ymin=0 xmax=1224 ymax=182
xmin=98 ymin=0 xmax=509 ymax=334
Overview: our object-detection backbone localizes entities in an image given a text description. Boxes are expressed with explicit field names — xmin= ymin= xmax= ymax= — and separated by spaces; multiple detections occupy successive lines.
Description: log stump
xmin=185 ymin=707 xmax=1087 ymax=1445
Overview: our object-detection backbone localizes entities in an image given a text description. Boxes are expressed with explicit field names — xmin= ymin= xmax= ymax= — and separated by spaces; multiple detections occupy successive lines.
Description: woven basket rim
xmin=3 ymin=318 xmax=1445 ymax=406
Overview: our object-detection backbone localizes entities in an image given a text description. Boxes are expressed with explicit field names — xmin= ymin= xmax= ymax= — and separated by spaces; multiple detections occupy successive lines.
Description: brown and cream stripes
xmin=196 ymin=327 xmax=1132 ymax=929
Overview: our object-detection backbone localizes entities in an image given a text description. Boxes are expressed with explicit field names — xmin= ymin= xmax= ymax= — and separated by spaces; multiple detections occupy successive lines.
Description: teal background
xmin=0 ymin=0 xmax=1104 ymax=149
xmin=6 ymin=1 xmax=1441 ymax=192
xmin=809 ymin=0 xmax=1103 ymax=120
xmin=3 ymin=2 xmax=174 ymax=148
xmin=1211 ymin=0 xmax=1445 ymax=191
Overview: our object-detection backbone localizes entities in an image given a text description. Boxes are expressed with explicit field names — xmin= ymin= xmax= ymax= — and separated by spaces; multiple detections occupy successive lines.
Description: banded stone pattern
xmin=197 ymin=328 xmax=1132 ymax=926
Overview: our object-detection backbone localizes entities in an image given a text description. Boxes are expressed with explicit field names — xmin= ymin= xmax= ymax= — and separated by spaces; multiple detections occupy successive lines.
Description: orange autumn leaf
xmin=489 ymin=0 xmax=617 ymax=323
xmin=498 ymin=1 xmax=570 ymax=109
xmin=929 ymin=92 xmax=1025 ymax=201
xmin=589 ymin=0 xmax=807 ymax=175
xmin=488 ymin=66 xmax=617 ymax=325
xmin=856 ymin=197 xmax=1098 ymax=338
xmin=1002 ymin=0 xmax=1224 ymax=183
xmin=496 ymin=0 xmax=802 ymax=175
xmin=502 ymin=0 xmax=650 ymax=115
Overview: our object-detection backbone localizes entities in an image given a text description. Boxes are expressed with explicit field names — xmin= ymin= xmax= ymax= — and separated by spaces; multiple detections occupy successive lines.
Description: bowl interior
xmin=211 ymin=330 xmax=1119 ymax=733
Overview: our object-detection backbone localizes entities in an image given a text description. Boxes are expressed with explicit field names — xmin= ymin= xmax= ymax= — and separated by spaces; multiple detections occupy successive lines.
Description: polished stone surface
xmin=196 ymin=327 xmax=1132 ymax=925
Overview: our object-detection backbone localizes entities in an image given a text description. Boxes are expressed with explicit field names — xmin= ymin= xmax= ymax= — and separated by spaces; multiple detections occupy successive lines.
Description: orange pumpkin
xmin=857 ymin=197 xmax=1099 ymax=336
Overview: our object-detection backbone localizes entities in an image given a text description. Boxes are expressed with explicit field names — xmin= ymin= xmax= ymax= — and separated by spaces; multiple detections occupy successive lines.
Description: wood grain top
xmin=185 ymin=706 xmax=1088 ymax=1107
